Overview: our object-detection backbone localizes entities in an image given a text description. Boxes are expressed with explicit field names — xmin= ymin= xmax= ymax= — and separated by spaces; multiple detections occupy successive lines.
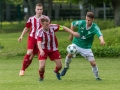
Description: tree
xmin=47 ymin=0 xmax=52 ymax=20
xmin=68 ymin=0 xmax=120 ymax=26
xmin=28 ymin=0 xmax=35 ymax=16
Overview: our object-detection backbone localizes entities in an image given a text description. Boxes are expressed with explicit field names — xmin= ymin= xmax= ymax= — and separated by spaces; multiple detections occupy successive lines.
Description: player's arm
xmin=69 ymin=24 xmax=75 ymax=41
xmin=69 ymin=20 xmax=81 ymax=41
xmin=99 ymin=35 xmax=105 ymax=45
xmin=95 ymin=26 xmax=105 ymax=46
xmin=18 ymin=27 xmax=28 ymax=42
xmin=37 ymin=35 xmax=45 ymax=56
xmin=37 ymin=41 xmax=45 ymax=56
xmin=61 ymin=25 xmax=80 ymax=38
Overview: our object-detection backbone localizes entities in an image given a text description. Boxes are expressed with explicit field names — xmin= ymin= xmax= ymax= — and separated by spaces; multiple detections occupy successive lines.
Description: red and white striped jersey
xmin=25 ymin=15 xmax=50 ymax=39
xmin=37 ymin=24 xmax=60 ymax=51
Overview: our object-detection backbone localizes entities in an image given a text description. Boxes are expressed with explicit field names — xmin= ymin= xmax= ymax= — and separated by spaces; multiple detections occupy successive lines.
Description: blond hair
xmin=36 ymin=3 xmax=43 ymax=7
xmin=41 ymin=17 xmax=49 ymax=24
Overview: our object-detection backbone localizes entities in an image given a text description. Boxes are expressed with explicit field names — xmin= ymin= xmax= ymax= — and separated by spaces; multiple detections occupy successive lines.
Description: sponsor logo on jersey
xmin=81 ymin=36 xmax=86 ymax=39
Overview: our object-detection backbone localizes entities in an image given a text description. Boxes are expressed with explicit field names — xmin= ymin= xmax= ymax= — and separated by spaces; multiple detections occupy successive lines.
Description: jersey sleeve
xmin=50 ymin=24 xmax=60 ymax=32
xmin=95 ymin=26 xmax=103 ymax=37
xmin=37 ymin=29 xmax=43 ymax=41
xmin=25 ymin=18 xmax=32 ymax=28
xmin=71 ymin=20 xmax=82 ymax=27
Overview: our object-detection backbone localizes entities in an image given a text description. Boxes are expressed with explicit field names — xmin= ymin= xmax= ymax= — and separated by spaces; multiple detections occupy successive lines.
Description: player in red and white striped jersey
xmin=18 ymin=3 xmax=50 ymax=76
xmin=37 ymin=17 xmax=79 ymax=81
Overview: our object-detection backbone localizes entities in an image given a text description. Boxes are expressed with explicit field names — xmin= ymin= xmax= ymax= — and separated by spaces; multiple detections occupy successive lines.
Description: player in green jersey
xmin=61 ymin=12 xmax=105 ymax=80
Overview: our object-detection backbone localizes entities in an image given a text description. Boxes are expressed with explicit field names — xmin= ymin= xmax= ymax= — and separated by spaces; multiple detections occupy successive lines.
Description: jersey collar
xmin=86 ymin=22 xmax=93 ymax=30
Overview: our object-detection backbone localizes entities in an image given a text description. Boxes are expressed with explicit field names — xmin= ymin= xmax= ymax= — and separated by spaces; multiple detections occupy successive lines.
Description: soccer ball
xmin=67 ymin=44 xmax=77 ymax=54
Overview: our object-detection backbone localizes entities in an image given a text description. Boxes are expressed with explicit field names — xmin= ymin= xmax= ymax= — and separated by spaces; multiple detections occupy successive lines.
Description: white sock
xmin=92 ymin=65 xmax=99 ymax=78
xmin=65 ymin=56 xmax=71 ymax=68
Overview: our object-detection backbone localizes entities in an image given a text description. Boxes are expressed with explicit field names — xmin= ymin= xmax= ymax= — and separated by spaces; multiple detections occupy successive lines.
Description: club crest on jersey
xmin=88 ymin=31 xmax=91 ymax=34
xmin=81 ymin=27 xmax=84 ymax=30
xmin=81 ymin=31 xmax=83 ymax=33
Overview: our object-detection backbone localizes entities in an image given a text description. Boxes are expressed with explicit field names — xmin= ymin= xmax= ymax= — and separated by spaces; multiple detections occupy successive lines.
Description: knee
xmin=90 ymin=61 xmax=96 ymax=66
xmin=27 ymin=50 xmax=33 ymax=55
xmin=59 ymin=66 xmax=62 ymax=70
xmin=39 ymin=65 xmax=45 ymax=71
xmin=57 ymin=65 xmax=62 ymax=70
xmin=67 ymin=54 xmax=73 ymax=58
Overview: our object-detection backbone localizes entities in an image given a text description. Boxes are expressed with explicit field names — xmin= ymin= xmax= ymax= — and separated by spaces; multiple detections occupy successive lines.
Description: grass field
xmin=1 ymin=27 xmax=120 ymax=90
xmin=0 ymin=57 xmax=120 ymax=90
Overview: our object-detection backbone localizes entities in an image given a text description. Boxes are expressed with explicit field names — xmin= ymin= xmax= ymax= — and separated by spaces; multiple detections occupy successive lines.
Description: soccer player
xmin=37 ymin=17 xmax=80 ymax=81
xmin=18 ymin=3 xmax=50 ymax=76
xmin=60 ymin=12 xmax=105 ymax=80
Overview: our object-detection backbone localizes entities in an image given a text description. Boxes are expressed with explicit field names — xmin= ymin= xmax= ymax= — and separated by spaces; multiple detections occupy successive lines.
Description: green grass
xmin=1 ymin=20 xmax=120 ymax=89
xmin=0 ymin=33 xmax=27 ymax=57
xmin=0 ymin=57 xmax=120 ymax=90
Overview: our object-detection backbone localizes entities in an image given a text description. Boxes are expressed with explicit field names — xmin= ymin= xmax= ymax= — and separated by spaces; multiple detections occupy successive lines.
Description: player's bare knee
xmin=56 ymin=65 xmax=62 ymax=70
xmin=67 ymin=54 xmax=73 ymax=58
xmin=27 ymin=49 xmax=33 ymax=55
xmin=90 ymin=61 xmax=96 ymax=66
xmin=40 ymin=66 xmax=45 ymax=71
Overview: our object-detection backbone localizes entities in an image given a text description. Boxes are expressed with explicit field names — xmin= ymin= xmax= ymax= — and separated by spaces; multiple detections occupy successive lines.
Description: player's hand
xmin=40 ymin=50 xmax=45 ymax=56
xmin=100 ymin=40 xmax=105 ymax=46
xmin=18 ymin=36 xmax=23 ymax=42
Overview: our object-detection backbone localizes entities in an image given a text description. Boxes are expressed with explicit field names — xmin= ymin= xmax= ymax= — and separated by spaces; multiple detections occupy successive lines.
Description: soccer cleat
xmin=60 ymin=68 xmax=68 ymax=76
xmin=19 ymin=70 xmax=25 ymax=76
xmin=96 ymin=77 xmax=102 ymax=81
xmin=39 ymin=78 xmax=44 ymax=81
xmin=54 ymin=71 xmax=61 ymax=80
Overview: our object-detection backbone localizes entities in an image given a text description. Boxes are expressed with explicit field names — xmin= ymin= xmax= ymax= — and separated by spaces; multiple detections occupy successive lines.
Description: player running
xmin=60 ymin=12 xmax=105 ymax=80
xmin=37 ymin=17 xmax=79 ymax=81
xmin=18 ymin=3 xmax=50 ymax=76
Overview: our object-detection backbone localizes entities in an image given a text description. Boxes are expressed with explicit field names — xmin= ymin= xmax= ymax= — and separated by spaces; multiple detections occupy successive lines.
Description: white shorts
xmin=72 ymin=44 xmax=95 ymax=61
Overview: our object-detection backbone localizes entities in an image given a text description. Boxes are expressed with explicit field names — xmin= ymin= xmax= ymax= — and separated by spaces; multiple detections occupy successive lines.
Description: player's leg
xmin=27 ymin=38 xmax=38 ymax=68
xmin=89 ymin=60 xmax=101 ymax=80
xmin=26 ymin=45 xmax=38 ymax=69
xmin=25 ymin=53 xmax=36 ymax=69
xmin=49 ymin=50 xmax=62 ymax=80
xmin=54 ymin=59 xmax=62 ymax=80
xmin=19 ymin=49 xmax=33 ymax=76
xmin=19 ymin=37 xmax=36 ymax=76
xmin=84 ymin=49 xmax=101 ymax=80
xmin=38 ymin=60 xmax=46 ymax=81
xmin=38 ymin=50 xmax=47 ymax=81
xmin=60 ymin=53 xmax=73 ymax=76
xmin=61 ymin=44 xmax=78 ymax=76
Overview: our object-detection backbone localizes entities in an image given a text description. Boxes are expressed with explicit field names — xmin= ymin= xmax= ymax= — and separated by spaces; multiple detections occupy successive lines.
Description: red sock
xmin=21 ymin=54 xmax=30 ymax=71
xmin=54 ymin=66 xmax=60 ymax=73
xmin=39 ymin=70 xmax=45 ymax=79
xmin=25 ymin=59 xmax=32 ymax=69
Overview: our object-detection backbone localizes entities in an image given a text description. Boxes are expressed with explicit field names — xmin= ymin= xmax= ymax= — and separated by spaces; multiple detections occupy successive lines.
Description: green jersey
xmin=72 ymin=20 xmax=103 ymax=49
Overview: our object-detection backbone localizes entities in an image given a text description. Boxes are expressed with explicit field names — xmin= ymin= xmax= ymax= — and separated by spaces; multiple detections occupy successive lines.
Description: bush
xmin=1 ymin=19 xmax=115 ymax=33
xmin=58 ymin=27 xmax=120 ymax=58
xmin=1 ymin=20 xmax=120 ymax=58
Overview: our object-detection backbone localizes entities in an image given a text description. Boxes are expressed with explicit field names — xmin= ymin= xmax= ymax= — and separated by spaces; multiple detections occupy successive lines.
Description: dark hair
xmin=86 ymin=12 xmax=94 ymax=19
xmin=40 ymin=17 xmax=49 ymax=23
